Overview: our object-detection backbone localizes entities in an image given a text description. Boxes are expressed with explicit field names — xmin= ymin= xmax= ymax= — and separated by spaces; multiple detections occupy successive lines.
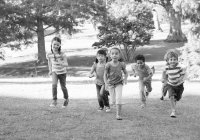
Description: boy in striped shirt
xmin=162 ymin=49 xmax=186 ymax=118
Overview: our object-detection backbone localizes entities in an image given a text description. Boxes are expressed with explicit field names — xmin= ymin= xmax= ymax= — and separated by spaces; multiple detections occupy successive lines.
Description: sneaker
xmin=160 ymin=96 xmax=164 ymax=100
xmin=146 ymin=92 xmax=149 ymax=97
xmin=97 ymin=107 xmax=103 ymax=111
xmin=116 ymin=115 xmax=122 ymax=120
xmin=170 ymin=111 xmax=176 ymax=118
xmin=141 ymin=103 xmax=146 ymax=108
xmin=50 ymin=100 xmax=57 ymax=107
xmin=62 ymin=99 xmax=69 ymax=108
xmin=105 ymin=107 xmax=111 ymax=112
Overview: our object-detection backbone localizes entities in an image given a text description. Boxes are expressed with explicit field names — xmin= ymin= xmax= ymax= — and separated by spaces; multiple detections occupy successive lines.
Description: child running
xmin=162 ymin=49 xmax=186 ymax=118
xmin=46 ymin=37 xmax=69 ymax=108
xmin=89 ymin=49 xmax=110 ymax=112
xmin=104 ymin=47 xmax=128 ymax=120
xmin=131 ymin=54 xmax=153 ymax=108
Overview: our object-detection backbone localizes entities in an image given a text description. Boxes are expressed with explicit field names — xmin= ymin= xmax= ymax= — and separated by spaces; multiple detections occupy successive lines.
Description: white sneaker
xmin=50 ymin=100 xmax=57 ymax=107
xmin=170 ymin=111 xmax=176 ymax=118
xmin=140 ymin=103 xmax=146 ymax=108
xmin=105 ymin=107 xmax=111 ymax=112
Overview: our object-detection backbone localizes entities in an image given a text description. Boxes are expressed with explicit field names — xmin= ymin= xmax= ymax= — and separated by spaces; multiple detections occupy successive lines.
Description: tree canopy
xmin=93 ymin=0 xmax=154 ymax=61
xmin=0 ymin=0 xmax=104 ymax=62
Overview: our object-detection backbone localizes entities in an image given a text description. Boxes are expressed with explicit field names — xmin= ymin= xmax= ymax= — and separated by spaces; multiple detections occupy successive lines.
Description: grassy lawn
xmin=0 ymin=23 xmax=199 ymax=140
xmin=0 ymin=96 xmax=200 ymax=140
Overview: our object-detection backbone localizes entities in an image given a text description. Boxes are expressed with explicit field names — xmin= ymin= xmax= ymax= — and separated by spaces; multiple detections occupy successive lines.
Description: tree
xmin=145 ymin=0 xmax=187 ymax=42
xmin=92 ymin=0 xmax=154 ymax=61
xmin=180 ymin=1 xmax=200 ymax=80
xmin=0 ymin=0 xmax=101 ymax=63
xmin=152 ymin=8 xmax=163 ymax=32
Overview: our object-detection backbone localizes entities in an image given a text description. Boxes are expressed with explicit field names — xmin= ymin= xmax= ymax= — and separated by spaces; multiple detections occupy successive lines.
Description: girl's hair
xmin=135 ymin=54 xmax=145 ymax=62
xmin=51 ymin=37 xmax=61 ymax=61
xmin=109 ymin=47 xmax=124 ymax=62
xmin=164 ymin=49 xmax=179 ymax=61
xmin=95 ymin=49 xmax=108 ymax=63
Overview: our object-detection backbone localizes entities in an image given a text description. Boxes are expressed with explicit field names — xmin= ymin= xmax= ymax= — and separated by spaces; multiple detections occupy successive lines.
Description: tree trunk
xmin=152 ymin=9 xmax=163 ymax=32
xmin=37 ymin=18 xmax=47 ymax=64
xmin=165 ymin=8 xmax=187 ymax=42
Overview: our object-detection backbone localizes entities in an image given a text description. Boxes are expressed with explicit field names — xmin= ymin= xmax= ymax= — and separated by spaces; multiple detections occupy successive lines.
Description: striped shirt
xmin=165 ymin=65 xmax=185 ymax=86
xmin=46 ymin=52 xmax=67 ymax=75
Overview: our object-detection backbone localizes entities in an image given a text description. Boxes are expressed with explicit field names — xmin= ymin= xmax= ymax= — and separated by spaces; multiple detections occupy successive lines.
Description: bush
xmin=92 ymin=0 xmax=154 ymax=62
xmin=180 ymin=25 xmax=200 ymax=80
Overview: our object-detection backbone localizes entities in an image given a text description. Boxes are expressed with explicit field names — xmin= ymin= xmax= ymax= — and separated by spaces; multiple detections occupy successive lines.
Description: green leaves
xmin=92 ymin=0 xmax=154 ymax=61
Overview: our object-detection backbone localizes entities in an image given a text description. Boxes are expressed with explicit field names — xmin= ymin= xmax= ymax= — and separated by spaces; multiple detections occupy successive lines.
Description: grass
xmin=0 ymin=96 xmax=200 ymax=140
xmin=0 ymin=23 xmax=199 ymax=139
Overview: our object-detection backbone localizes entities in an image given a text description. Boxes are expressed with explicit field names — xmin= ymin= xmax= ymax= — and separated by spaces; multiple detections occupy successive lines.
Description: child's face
xmin=136 ymin=60 xmax=145 ymax=68
xmin=52 ymin=40 xmax=60 ymax=53
xmin=97 ymin=54 xmax=106 ymax=63
xmin=110 ymin=49 xmax=120 ymax=61
xmin=168 ymin=57 xmax=178 ymax=68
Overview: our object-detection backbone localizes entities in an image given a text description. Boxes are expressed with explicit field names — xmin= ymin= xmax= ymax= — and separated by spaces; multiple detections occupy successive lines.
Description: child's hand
xmin=89 ymin=74 xmax=95 ymax=78
xmin=143 ymin=77 xmax=148 ymax=82
xmin=130 ymin=73 xmax=136 ymax=77
xmin=105 ymin=84 xmax=109 ymax=91
xmin=49 ymin=71 xmax=52 ymax=76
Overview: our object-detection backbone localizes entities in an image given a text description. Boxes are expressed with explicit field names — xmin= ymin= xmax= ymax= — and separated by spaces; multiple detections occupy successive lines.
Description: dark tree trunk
xmin=37 ymin=18 xmax=47 ymax=64
xmin=165 ymin=8 xmax=187 ymax=42
xmin=152 ymin=9 xmax=163 ymax=32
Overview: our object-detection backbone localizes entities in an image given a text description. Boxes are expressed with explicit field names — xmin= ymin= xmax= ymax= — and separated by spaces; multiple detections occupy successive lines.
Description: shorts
xmin=167 ymin=83 xmax=184 ymax=101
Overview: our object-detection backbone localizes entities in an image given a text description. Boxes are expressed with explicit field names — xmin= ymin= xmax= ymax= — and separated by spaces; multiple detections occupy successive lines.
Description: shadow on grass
xmin=0 ymin=55 xmax=96 ymax=78
xmin=0 ymin=39 xmax=186 ymax=78
xmin=133 ymin=40 xmax=186 ymax=62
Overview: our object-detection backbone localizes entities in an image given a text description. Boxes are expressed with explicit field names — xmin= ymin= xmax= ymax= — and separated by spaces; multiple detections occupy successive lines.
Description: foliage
xmin=92 ymin=0 xmax=154 ymax=61
xmin=180 ymin=1 xmax=200 ymax=80
xmin=0 ymin=0 xmax=103 ymax=61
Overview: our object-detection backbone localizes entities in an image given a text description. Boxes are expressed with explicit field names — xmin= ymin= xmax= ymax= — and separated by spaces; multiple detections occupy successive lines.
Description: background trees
xmin=92 ymin=0 xmax=154 ymax=61
xmin=180 ymin=0 xmax=200 ymax=80
xmin=0 ymin=0 xmax=102 ymax=63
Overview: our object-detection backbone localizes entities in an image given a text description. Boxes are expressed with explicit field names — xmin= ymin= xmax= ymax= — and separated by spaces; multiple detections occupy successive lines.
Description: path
xmin=0 ymin=76 xmax=199 ymax=100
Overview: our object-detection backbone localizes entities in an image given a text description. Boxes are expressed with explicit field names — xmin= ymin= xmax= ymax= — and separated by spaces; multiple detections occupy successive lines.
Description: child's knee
xmin=52 ymin=84 xmax=57 ymax=88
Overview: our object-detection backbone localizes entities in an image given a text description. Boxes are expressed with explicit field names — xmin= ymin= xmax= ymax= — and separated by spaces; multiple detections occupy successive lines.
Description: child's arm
xmin=143 ymin=65 xmax=153 ymax=82
xmin=46 ymin=54 xmax=52 ymax=75
xmin=130 ymin=64 xmax=137 ymax=77
xmin=104 ymin=64 xmax=109 ymax=88
xmin=89 ymin=63 xmax=96 ymax=78
xmin=161 ymin=70 xmax=167 ymax=83
xmin=123 ymin=69 xmax=128 ymax=84
xmin=60 ymin=53 xmax=68 ymax=67
xmin=122 ymin=62 xmax=128 ymax=84
xmin=179 ymin=67 xmax=187 ymax=81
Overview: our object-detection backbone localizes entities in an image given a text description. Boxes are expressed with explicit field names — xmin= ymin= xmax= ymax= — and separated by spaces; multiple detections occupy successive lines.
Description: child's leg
xmin=52 ymin=72 xmax=58 ymax=100
xmin=168 ymin=85 xmax=176 ymax=117
xmin=100 ymin=85 xmax=110 ymax=107
xmin=58 ymin=74 xmax=68 ymax=100
xmin=115 ymin=84 xmax=123 ymax=120
xmin=139 ymin=80 xmax=146 ymax=106
xmin=175 ymin=84 xmax=184 ymax=101
xmin=96 ymin=84 xmax=104 ymax=109
xmin=108 ymin=86 xmax=116 ymax=105
xmin=145 ymin=80 xmax=152 ymax=97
